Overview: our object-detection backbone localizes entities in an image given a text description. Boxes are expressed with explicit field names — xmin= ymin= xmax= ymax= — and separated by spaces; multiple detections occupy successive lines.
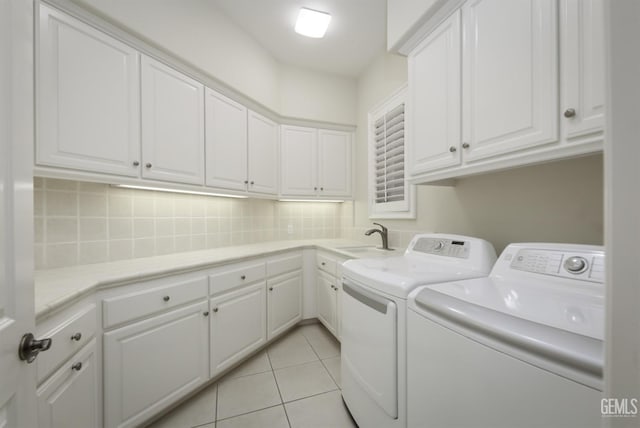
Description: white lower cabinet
xmin=37 ymin=339 xmax=100 ymax=428
xmin=210 ymin=282 xmax=267 ymax=377
xmin=103 ymin=301 xmax=209 ymax=428
xmin=267 ymin=270 xmax=303 ymax=339
xmin=316 ymin=271 xmax=338 ymax=337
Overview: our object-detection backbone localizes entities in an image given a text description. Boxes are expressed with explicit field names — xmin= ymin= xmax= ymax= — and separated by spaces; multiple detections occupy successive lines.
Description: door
xmin=141 ymin=55 xmax=205 ymax=185
xmin=408 ymin=10 xmax=462 ymax=174
xmin=210 ymin=282 xmax=267 ymax=376
xmin=247 ymin=111 xmax=279 ymax=195
xmin=205 ymin=88 xmax=248 ymax=191
xmin=462 ymin=0 xmax=558 ymax=161
xmin=280 ymin=126 xmax=317 ymax=196
xmin=0 ymin=1 xmax=37 ymax=426
xmin=317 ymin=130 xmax=352 ymax=197
xmin=37 ymin=4 xmax=140 ymax=177
xmin=267 ymin=270 xmax=302 ymax=339
xmin=560 ymin=0 xmax=605 ymax=141
xmin=316 ymin=272 xmax=336 ymax=335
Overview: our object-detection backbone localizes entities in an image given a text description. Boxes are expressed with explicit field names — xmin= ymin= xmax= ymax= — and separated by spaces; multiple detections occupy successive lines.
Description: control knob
xmin=564 ymin=256 xmax=588 ymax=274
xmin=434 ymin=241 xmax=445 ymax=251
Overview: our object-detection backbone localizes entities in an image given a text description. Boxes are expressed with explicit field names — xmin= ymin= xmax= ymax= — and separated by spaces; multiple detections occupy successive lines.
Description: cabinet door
xmin=462 ymin=0 xmax=558 ymax=161
xmin=205 ymin=89 xmax=248 ymax=191
xmin=318 ymin=130 xmax=352 ymax=197
xmin=37 ymin=340 xmax=99 ymax=428
xmin=408 ymin=10 xmax=462 ymax=174
xmin=38 ymin=5 xmax=140 ymax=177
xmin=104 ymin=301 xmax=209 ymax=428
xmin=267 ymin=270 xmax=302 ymax=340
xmin=210 ymin=282 xmax=267 ymax=376
xmin=248 ymin=111 xmax=279 ymax=195
xmin=560 ymin=0 xmax=605 ymax=140
xmin=280 ymin=126 xmax=317 ymax=196
xmin=141 ymin=56 xmax=205 ymax=185
xmin=316 ymin=272 xmax=336 ymax=336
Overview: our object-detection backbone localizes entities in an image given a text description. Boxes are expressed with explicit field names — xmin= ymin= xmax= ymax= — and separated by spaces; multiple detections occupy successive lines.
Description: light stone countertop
xmin=34 ymin=239 xmax=377 ymax=320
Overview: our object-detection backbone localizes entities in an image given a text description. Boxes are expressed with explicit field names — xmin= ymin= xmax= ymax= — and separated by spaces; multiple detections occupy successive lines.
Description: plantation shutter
xmin=374 ymin=103 xmax=405 ymax=203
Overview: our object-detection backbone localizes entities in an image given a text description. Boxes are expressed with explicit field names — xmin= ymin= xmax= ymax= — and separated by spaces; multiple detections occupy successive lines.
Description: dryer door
xmin=341 ymin=278 xmax=398 ymax=418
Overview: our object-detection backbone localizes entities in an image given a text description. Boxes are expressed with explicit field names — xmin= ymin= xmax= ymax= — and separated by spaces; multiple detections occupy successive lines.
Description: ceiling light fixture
xmin=294 ymin=7 xmax=331 ymax=38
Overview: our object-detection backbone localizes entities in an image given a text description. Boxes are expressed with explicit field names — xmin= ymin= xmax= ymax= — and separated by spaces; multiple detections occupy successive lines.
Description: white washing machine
xmin=340 ymin=234 xmax=497 ymax=428
xmin=407 ymin=243 xmax=605 ymax=428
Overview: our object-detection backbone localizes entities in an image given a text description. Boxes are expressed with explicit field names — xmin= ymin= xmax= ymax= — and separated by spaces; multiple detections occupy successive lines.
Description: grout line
xmin=281 ymin=388 xmax=341 ymax=406
xmin=266 ymin=349 xmax=292 ymax=428
xmin=214 ymin=403 xmax=284 ymax=424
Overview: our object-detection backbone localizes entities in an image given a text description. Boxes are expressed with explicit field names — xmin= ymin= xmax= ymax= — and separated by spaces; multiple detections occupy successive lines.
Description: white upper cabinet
xmin=205 ymin=89 xmax=248 ymax=191
xmin=281 ymin=126 xmax=352 ymax=198
xmin=141 ymin=56 xmax=205 ymax=185
xmin=280 ymin=126 xmax=318 ymax=196
xmin=37 ymin=5 xmax=140 ymax=177
xmin=560 ymin=0 xmax=605 ymax=141
xmin=408 ymin=10 xmax=462 ymax=175
xmin=318 ymin=130 xmax=352 ymax=197
xmin=461 ymin=0 xmax=558 ymax=162
xmin=247 ymin=111 xmax=279 ymax=195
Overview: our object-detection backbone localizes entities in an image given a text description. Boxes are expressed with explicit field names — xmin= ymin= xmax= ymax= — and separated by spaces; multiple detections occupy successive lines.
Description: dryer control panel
xmin=504 ymin=247 xmax=605 ymax=283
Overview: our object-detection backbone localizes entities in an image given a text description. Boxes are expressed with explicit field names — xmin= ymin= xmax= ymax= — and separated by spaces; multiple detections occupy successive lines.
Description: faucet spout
xmin=364 ymin=222 xmax=391 ymax=250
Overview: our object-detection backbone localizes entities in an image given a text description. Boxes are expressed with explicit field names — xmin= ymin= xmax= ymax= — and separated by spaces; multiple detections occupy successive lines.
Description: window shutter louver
xmin=374 ymin=103 xmax=405 ymax=203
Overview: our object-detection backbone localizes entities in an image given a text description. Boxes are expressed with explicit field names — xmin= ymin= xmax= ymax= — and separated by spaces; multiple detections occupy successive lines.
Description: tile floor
xmin=146 ymin=322 xmax=356 ymax=428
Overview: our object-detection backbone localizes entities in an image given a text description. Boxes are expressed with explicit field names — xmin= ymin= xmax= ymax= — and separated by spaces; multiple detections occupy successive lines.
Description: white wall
xmin=387 ymin=0 xmax=440 ymax=50
xmin=72 ymin=0 xmax=357 ymax=125
xmin=352 ymin=52 xmax=604 ymax=254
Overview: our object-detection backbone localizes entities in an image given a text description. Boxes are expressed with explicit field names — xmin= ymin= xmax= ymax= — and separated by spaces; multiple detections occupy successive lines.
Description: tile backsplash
xmin=34 ymin=178 xmax=345 ymax=269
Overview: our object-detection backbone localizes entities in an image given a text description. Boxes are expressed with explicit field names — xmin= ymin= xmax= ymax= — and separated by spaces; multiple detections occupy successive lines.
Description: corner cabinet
xmin=141 ymin=56 xmax=205 ymax=185
xmin=37 ymin=4 xmax=140 ymax=177
xmin=280 ymin=126 xmax=352 ymax=199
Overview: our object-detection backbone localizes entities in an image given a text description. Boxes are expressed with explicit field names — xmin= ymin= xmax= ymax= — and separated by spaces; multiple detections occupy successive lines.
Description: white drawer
xmin=316 ymin=253 xmax=337 ymax=276
xmin=36 ymin=304 xmax=97 ymax=383
xmin=209 ymin=261 xmax=266 ymax=295
xmin=267 ymin=253 xmax=302 ymax=277
xmin=102 ymin=276 xmax=207 ymax=329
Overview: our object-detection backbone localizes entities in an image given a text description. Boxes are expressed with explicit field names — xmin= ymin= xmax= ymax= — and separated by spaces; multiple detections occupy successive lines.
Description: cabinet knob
xmin=213 ymin=307 xmax=219 ymax=313
xmin=71 ymin=362 xmax=82 ymax=371
xmin=564 ymin=108 xmax=576 ymax=118
xmin=320 ymin=187 xmax=324 ymax=191
xmin=321 ymin=262 xmax=326 ymax=266
xmin=449 ymin=146 xmax=457 ymax=153
xmin=203 ymin=311 xmax=209 ymax=317
xmin=163 ymin=295 xmax=170 ymax=302
xmin=133 ymin=161 xmax=140 ymax=166
xmin=462 ymin=143 xmax=470 ymax=149
xmin=314 ymin=187 xmax=318 ymax=191
xmin=241 ymin=275 xmax=246 ymax=280
xmin=145 ymin=163 xmax=152 ymax=168
xmin=250 ymin=181 xmax=254 ymax=185
xmin=269 ymin=287 xmax=274 ymax=291
xmin=70 ymin=332 xmax=82 ymax=341
xmin=244 ymin=180 xmax=249 ymax=184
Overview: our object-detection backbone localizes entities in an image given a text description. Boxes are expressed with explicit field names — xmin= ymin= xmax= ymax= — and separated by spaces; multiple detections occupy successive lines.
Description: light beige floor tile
xmin=217 ymin=371 xmax=281 ymax=420
xmin=274 ymin=360 xmax=338 ymax=402
xmin=216 ymin=405 xmax=289 ymax=428
xmin=194 ymin=424 xmax=215 ymax=428
xmin=322 ymin=357 xmax=341 ymax=388
xmin=226 ymin=351 xmax=271 ymax=379
xmin=285 ymin=390 xmax=356 ymax=428
xmin=301 ymin=324 xmax=340 ymax=359
xmin=267 ymin=331 xmax=318 ymax=369
xmin=145 ymin=383 xmax=217 ymax=428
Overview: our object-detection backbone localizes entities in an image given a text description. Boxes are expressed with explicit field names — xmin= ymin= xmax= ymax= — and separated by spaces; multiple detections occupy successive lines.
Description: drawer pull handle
xmin=163 ymin=295 xmax=170 ymax=302
xmin=146 ymin=162 xmax=152 ymax=168
xmin=462 ymin=142 xmax=470 ymax=149
xmin=241 ymin=275 xmax=246 ymax=280
xmin=564 ymin=108 xmax=576 ymax=118
xmin=213 ymin=307 xmax=219 ymax=313
xmin=133 ymin=161 xmax=140 ymax=166
xmin=203 ymin=311 xmax=209 ymax=317
xmin=70 ymin=332 xmax=82 ymax=341
xmin=321 ymin=262 xmax=326 ymax=266
xmin=269 ymin=287 xmax=274 ymax=291
xmin=71 ymin=362 xmax=82 ymax=371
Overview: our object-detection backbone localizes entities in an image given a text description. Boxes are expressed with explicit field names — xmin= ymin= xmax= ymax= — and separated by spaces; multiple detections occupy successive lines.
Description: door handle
xmin=19 ymin=333 xmax=52 ymax=363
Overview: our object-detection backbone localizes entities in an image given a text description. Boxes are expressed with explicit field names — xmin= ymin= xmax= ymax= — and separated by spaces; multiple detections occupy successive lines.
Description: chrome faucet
xmin=364 ymin=222 xmax=391 ymax=250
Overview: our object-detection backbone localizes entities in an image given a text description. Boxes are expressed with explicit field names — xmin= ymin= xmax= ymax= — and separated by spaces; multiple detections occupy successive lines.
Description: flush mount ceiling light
xmin=295 ymin=7 xmax=331 ymax=38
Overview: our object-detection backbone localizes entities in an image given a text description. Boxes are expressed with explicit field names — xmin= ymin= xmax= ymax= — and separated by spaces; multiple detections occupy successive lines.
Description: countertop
xmin=35 ymin=239 xmax=378 ymax=320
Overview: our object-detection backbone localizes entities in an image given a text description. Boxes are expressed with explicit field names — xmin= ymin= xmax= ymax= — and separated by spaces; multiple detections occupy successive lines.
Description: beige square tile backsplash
xmin=34 ymin=178 xmax=345 ymax=270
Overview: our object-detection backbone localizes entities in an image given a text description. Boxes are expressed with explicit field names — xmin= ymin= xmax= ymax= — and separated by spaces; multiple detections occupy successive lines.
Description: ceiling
xmin=211 ymin=0 xmax=388 ymax=77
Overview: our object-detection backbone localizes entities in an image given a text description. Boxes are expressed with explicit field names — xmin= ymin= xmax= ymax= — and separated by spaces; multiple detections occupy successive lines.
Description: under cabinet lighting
xmin=295 ymin=8 xmax=331 ymax=38
xmin=111 ymin=184 xmax=248 ymax=198
xmin=279 ymin=199 xmax=344 ymax=203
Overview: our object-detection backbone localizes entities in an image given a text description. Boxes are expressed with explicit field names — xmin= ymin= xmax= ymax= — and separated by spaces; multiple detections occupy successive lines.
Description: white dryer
xmin=340 ymin=234 xmax=497 ymax=428
xmin=407 ymin=243 xmax=604 ymax=428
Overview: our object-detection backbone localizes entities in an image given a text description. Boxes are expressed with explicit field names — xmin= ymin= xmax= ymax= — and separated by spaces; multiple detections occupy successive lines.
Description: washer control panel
xmin=509 ymin=249 xmax=604 ymax=282
xmin=412 ymin=238 xmax=470 ymax=259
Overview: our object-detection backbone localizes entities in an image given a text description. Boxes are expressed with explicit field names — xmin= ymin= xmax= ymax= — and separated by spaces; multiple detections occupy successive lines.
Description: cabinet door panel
xmin=37 ymin=340 xmax=99 ymax=428
xmin=561 ymin=0 xmax=605 ymax=140
xmin=205 ymin=89 xmax=248 ymax=191
xmin=38 ymin=5 xmax=140 ymax=177
xmin=280 ymin=126 xmax=317 ymax=196
xmin=267 ymin=271 xmax=302 ymax=339
xmin=409 ymin=10 xmax=461 ymax=174
xmin=318 ymin=130 xmax=352 ymax=197
xmin=316 ymin=272 xmax=336 ymax=335
xmin=210 ymin=283 xmax=267 ymax=376
xmin=142 ymin=56 xmax=205 ymax=185
xmin=462 ymin=0 xmax=558 ymax=161
xmin=248 ymin=111 xmax=279 ymax=195
xmin=104 ymin=301 xmax=209 ymax=428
